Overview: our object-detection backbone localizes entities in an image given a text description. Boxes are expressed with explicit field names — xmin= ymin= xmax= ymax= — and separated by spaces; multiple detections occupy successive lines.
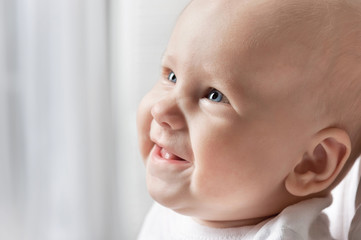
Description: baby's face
xmin=137 ymin=0 xmax=327 ymax=227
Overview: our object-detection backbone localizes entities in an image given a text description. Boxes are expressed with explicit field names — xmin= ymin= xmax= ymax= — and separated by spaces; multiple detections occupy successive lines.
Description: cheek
xmin=190 ymin=125 xmax=251 ymax=198
xmin=136 ymin=92 xmax=156 ymax=160
xmin=190 ymin=121 xmax=285 ymax=201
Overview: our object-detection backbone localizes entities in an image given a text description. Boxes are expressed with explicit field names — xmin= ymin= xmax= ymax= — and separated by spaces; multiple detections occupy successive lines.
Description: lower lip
xmin=150 ymin=145 xmax=191 ymax=166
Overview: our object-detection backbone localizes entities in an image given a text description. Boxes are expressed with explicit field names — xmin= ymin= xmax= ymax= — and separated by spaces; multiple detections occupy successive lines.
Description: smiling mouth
xmin=160 ymin=147 xmax=187 ymax=161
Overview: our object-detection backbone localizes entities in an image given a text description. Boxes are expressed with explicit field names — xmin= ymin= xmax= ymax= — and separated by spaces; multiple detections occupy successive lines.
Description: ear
xmin=285 ymin=128 xmax=351 ymax=197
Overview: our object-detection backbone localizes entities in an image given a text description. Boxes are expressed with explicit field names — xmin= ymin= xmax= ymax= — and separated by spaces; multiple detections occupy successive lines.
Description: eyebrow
xmin=161 ymin=52 xmax=177 ymax=67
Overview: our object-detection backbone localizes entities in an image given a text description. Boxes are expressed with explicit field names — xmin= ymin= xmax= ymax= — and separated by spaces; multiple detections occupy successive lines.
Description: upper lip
xmin=150 ymin=137 xmax=189 ymax=162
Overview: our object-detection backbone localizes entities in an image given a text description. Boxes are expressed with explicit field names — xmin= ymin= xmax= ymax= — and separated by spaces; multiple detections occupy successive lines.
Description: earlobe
xmin=285 ymin=128 xmax=351 ymax=197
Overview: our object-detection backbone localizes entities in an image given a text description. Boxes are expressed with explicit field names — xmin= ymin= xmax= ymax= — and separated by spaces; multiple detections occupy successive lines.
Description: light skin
xmin=137 ymin=0 xmax=357 ymax=228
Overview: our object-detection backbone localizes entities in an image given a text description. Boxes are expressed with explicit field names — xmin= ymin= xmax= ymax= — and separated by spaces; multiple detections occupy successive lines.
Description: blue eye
xmin=168 ymin=71 xmax=177 ymax=83
xmin=207 ymin=89 xmax=228 ymax=103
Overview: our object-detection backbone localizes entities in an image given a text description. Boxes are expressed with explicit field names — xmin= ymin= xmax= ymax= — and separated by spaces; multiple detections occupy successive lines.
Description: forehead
xmin=166 ymin=0 xmax=329 ymax=74
xmin=166 ymin=2 xmax=317 ymax=90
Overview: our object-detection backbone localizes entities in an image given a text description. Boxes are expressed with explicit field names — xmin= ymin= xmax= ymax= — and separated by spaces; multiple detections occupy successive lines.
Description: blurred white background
xmin=0 ymin=0 xmax=189 ymax=239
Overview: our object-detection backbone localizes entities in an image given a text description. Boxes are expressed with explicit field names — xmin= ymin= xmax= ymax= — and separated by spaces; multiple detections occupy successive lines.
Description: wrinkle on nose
xmin=151 ymin=98 xmax=186 ymax=130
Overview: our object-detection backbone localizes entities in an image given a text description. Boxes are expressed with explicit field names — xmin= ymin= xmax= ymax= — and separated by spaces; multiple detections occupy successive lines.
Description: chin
xmin=147 ymin=182 xmax=191 ymax=212
xmin=148 ymin=185 xmax=180 ymax=208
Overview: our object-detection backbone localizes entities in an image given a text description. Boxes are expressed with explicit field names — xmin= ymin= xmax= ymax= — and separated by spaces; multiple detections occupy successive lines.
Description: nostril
xmin=151 ymin=98 xmax=185 ymax=130
xmin=151 ymin=104 xmax=173 ymax=129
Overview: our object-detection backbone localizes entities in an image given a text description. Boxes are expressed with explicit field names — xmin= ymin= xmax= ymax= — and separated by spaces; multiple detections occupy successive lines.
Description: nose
xmin=151 ymin=97 xmax=186 ymax=130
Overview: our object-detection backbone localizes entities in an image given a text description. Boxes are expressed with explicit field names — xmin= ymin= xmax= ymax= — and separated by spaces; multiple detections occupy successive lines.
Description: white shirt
xmin=138 ymin=196 xmax=334 ymax=240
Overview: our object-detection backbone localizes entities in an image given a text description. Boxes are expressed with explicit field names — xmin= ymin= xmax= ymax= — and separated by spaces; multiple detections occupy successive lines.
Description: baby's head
xmin=137 ymin=0 xmax=361 ymax=228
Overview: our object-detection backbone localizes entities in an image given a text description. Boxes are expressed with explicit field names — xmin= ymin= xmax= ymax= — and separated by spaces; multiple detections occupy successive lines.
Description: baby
xmin=136 ymin=0 xmax=361 ymax=239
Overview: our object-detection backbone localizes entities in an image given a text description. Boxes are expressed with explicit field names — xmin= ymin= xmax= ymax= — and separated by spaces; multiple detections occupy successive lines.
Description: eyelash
xmin=164 ymin=70 xmax=230 ymax=104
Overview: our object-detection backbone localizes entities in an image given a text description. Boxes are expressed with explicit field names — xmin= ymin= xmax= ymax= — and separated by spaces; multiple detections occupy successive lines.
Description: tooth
xmin=164 ymin=151 xmax=171 ymax=159
xmin=161 ymin=148 xmax=179 ymax=160
xmin=161 ymin=148 xmax=168 ymax=159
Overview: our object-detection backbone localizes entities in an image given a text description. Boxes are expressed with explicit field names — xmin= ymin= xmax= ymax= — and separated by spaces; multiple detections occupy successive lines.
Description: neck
xmin=193 ymin=214 xmax=276 ymax=228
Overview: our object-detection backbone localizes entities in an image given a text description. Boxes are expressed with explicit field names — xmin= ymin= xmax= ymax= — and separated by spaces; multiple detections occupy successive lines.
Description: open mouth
xmin=160 ymin=147 xmax=187 ymax=161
